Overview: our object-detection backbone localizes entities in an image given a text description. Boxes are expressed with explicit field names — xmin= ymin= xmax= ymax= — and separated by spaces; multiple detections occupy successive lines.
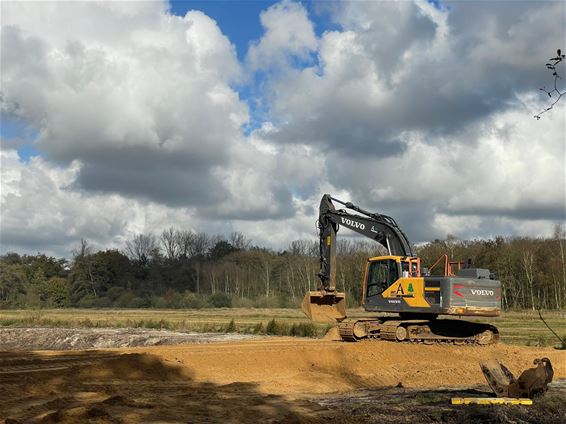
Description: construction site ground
xmin=1 ymin=327 xmax=565 ymax=423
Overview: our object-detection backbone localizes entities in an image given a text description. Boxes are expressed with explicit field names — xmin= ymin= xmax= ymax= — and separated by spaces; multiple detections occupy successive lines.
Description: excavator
xmin=302 ymin=194 xmax=501 ymax=345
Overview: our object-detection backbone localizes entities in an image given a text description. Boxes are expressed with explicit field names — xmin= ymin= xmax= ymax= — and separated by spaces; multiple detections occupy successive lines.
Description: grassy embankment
xmin=0 ymin=308 xmax=564 ymax=346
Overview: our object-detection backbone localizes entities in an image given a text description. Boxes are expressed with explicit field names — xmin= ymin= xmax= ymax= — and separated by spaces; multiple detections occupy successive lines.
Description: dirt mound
xmin=322 ymin=326 xmax=341 ymax=341
xmin=128 ymin=338 xmax=566 ymax=395
xmin=1 ymin=338 xmax=564 ymax=423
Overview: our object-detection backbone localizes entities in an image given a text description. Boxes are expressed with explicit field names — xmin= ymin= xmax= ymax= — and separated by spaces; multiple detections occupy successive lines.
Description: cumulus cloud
xmin=254 ymin=0 xmax=565 ymax=241
xmin=1 ymin=2 xmax=247 ymax=207
xmin=0 ymin=0 xmax=564 ymax=257
xmin=0 ymin=145 xmax=323 ymax=257
xmin=260 ymin=1 xmax=565 ymax=148
xmin=0 ymin=1 xmax=307 ymax=255
xmin=247 ymin=0 xmax=317 ymax=70
xmin=1 ymin=148 xmax=128 ymax=254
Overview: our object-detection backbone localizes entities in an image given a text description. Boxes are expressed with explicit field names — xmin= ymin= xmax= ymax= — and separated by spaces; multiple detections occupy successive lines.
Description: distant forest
xmin=1 ymin=226 xmax=565 ymax=310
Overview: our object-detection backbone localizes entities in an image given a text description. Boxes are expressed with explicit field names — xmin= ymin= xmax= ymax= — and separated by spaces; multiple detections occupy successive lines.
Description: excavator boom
xmin=303 ymin=194 xmax=414 ymax=322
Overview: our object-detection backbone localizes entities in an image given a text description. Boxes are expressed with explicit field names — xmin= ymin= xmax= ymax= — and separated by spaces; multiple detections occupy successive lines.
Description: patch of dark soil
xmin=312 ymin=384 xmax=566 ymax=424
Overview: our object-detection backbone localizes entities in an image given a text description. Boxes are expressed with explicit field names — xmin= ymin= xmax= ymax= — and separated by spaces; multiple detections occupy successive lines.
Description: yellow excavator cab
xmin=301 ymin=291 xmax=347 ymax=323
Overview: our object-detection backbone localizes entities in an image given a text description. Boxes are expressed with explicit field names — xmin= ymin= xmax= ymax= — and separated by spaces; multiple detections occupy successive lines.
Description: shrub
xmin=181 ymin=292 xmax=207 ymax=309
xmin=253 ymin=295 xmax=288 ymax=308
xmin=78 ymin=294 xmax=99 ymax=308
xmin=150 ymin=296 xmax=168 ymax=309
xmin=225 ymin=318 xmax=236 ymax=333
xmin=231 ymin=296 xmax=255 ymax=308
xmin=78 ymin=318 xmax=94 ymax=328
xmin=96 ymin=297 xmax=113 ymax=308
xmin=106 ymin=286 xmax=125 ymax=301
xmin=266 ymin=319 xmax=279 ymax=335
xmin=289 ymin=322 xmax=317 ymax=337
xmin=208 ymin=292 xmax=232 ymax=308
xmin=167 ymin=290 xmax=189 ymax=308
xmin=115 ymin=292 xmax=146 ymax=308
xmin=42 ymin=277 xmax=70 ymax=307
xmin=142 ymin=319 xmax=173 ymax=330
xmin=253 ymin=322 xmax=265 ymax=334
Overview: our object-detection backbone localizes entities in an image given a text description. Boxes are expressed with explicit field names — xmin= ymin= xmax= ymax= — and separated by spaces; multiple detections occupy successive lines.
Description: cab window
xmin=366 ymin=259 xmax=398 ymax=297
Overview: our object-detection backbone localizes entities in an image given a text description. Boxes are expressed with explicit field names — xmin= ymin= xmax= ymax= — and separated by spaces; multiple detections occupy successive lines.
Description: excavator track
xmin=338 ymin=320 xmax=358 ymax=342
xmin=337 ymin=318 xmax=499 ymax=345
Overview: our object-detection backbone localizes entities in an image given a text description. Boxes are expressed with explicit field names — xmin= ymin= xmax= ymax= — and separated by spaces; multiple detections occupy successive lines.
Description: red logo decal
xmin=453 ymin=284 xmax=464 ymax=298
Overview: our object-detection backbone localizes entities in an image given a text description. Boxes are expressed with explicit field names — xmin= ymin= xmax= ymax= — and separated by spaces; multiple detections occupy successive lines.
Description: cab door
xmin=363 ymin=258 xmax=399 ymax=306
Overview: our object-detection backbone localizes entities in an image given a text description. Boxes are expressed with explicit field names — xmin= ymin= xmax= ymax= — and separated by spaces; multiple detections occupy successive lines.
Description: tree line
xmin=1 ymin=226 xmax=565 ymax=310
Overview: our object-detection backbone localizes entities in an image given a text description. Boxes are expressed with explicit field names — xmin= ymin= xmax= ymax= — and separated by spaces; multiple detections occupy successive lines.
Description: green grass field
xmin=0 ymin=308 xmax=564 ymax=346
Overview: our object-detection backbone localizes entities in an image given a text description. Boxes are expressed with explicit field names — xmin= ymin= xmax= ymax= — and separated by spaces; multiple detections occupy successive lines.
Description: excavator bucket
xmin=301 ymin=291 xmax=347 ymax=323
xmin=480 ymin=359 xmax=515 ymax=397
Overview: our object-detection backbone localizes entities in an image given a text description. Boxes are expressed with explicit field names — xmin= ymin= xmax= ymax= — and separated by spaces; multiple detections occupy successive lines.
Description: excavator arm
xmin=317 ymin=194 xmax=414 ymax=293
xmin=302 ymin=194 xmax=415 ymax=322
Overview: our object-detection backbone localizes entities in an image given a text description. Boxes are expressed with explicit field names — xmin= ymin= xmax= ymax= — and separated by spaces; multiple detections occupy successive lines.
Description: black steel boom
xmin=317 ymin=194 xmax=414 ymax=292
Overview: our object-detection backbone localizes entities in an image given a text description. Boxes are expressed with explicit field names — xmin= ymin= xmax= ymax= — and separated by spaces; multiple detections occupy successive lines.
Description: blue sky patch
xmin=0 ymin=115 xmax=39 ymax=162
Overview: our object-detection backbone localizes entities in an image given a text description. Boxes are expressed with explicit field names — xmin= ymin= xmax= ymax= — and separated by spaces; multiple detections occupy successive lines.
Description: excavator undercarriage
xmin=337 ymin=318 xmax=499 ymax=345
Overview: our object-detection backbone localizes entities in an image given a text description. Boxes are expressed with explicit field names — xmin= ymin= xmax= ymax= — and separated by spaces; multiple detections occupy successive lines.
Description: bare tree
xmin=535 ymin=49 xmax=565 ymax=119
xmin=160 ymin=227 xmax=180 ymax=260
xmin=445 ymin=234 xmax=459 ymax=260
xmin=125 ymin=233 xmax=158 ymax=265
xmin=177 ymin=230 xmax=195 ymax=259
xmin=70 ymin=239 xmax=97 ymax=297
xmin=553 ymin=224 xmax=566 ymax=310
xmin=522 ymin=249 xmax=536 ymax=311
xmin=192 ymin=232 xmax=212 ymax=257
xmin=288 ymin=240 xmax=308 ymax=256
xmin=71 ymin=239 xmax=93 ymax=261
xmin=230 ymin=231 xmax=251 ymax=251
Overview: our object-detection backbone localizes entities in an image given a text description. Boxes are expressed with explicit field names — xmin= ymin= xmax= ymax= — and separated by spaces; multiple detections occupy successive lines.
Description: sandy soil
xmin=1 ymin=336 xmax=565 ymax=423
xmin=125 ymin=338 xmax=566 ymax=395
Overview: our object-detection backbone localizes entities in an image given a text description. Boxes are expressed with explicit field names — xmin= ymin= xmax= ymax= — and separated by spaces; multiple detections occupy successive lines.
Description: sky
xmin=1 ymin=0 xmax=565 ymax=258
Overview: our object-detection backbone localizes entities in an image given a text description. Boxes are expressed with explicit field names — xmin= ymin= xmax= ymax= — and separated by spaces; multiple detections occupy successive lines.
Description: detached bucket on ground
xmin=301 ymin=291 xmax=347 ymax=323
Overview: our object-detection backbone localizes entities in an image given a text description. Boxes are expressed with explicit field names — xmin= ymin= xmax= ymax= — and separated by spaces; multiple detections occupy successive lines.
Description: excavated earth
xmin=1 ymin=328 xmax=565 ymax=423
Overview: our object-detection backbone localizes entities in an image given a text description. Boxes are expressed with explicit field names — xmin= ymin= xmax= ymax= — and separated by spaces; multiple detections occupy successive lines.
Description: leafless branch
xmin=537 ymin=309 xmax=566 ymax=349
xmin=534 ymin=49 xmax=565 ymax=119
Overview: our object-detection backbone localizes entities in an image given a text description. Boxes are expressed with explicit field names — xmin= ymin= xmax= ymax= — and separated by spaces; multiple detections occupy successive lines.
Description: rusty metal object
xmin=445 ymin=306 xmax=501 ymax=317
xmin=301 ymin=291 xmax=346 ymax=323
xmin=480 ymin=358 xmax=553 ymax=398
